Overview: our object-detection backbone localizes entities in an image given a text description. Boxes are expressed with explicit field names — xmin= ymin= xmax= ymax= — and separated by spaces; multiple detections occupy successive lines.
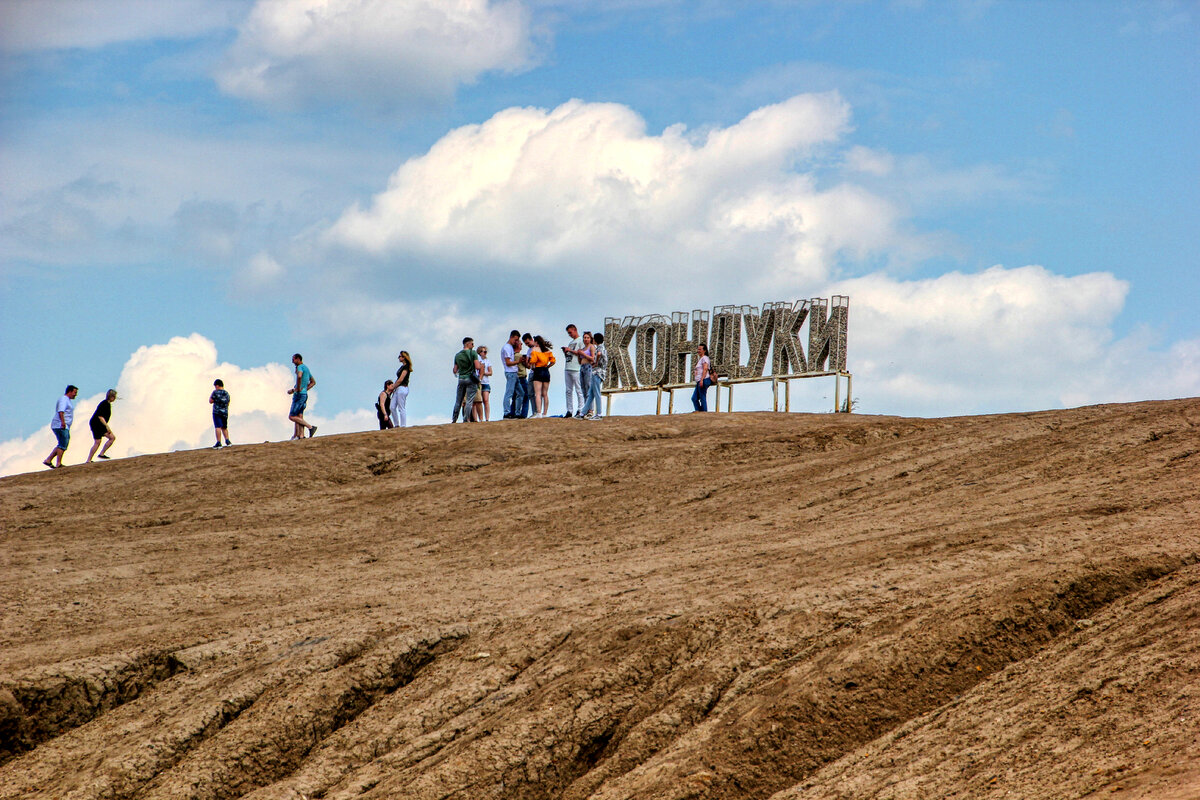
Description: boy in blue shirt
xmin=209 ymin=379 xmax=232 ymax=448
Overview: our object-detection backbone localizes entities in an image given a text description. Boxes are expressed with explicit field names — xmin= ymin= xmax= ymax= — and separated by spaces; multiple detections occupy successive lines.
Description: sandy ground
xmin=1 ymin=399 xmax=1198 ymax=799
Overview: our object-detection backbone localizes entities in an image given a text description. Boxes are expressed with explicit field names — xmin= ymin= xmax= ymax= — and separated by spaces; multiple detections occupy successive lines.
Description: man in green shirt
xmin=451 ymin=337 xmax=483 ymax=422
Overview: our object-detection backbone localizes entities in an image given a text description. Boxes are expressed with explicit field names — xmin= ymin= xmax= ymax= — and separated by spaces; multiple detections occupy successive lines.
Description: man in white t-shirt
xmin=561 ymin=323 xmax=584 ymax=418
xmin=500 ymin=330 xmax=521 ymax=419
xmin=43 ymin=384 xmax=79 ymax=469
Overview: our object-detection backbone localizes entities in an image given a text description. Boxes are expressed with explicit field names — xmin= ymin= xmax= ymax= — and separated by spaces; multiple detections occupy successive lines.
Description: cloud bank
xmin=216 ymin=0 xmax=534 ymax=109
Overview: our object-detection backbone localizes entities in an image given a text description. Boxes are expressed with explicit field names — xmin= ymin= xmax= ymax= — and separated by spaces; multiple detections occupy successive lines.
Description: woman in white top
xmin=476 ymin=346 xmax=494 ymax=421
xmin=691 ymin=343 xmax=713 ymax=412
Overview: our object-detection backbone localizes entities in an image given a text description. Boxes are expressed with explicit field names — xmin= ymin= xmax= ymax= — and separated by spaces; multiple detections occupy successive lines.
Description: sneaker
xmin=574 ymin=412 xmax=585 ymax=419
xmin=97 ymin=454 xmax=110 ymax=459
xmin=212 ymin=443 xmax=222 ymax=449
xmin=309 ymin=425 xmax=318 ymax=437
xmin=225 ymin=441 xmax=232 ymax=446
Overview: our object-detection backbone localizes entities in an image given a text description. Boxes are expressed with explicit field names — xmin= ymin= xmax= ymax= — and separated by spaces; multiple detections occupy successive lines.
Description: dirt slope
xmin=1 ymin=400 xmax=1198 ymax=799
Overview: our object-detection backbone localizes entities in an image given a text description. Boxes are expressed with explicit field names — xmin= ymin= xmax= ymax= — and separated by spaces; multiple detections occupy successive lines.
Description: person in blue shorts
xmin=43 ymin=384 xmax=78 ymax=469
xmin=209 ymin=379 xmax=232 ymax=448
xmin=287 ymin=353 xmax=318 ymax=439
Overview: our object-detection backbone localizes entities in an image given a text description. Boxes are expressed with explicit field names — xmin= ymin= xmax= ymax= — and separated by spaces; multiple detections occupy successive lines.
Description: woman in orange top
xmin=528 ymin=335 xmax=556 ymax=417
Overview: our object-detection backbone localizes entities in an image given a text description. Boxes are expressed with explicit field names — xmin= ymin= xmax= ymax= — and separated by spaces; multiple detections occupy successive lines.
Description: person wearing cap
xmin=43 ymin=384 xmax=78 ymax=469
xmin=86 ymin=389 xmax=119 ymax=462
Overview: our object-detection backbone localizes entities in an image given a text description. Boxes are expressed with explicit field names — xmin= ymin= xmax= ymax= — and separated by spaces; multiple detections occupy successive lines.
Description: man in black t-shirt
xmin=86 ymin=389 xmax=118 ymax=462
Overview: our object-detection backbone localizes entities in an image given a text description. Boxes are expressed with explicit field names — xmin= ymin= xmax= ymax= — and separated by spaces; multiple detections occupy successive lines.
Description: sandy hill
xmin=2 ymin=401 xmax=1199 ymax=800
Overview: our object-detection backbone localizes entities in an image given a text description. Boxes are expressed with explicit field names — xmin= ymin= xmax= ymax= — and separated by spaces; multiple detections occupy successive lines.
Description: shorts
xmin=289 ymin=392 xmax=308 ymax=416
xmin=52 ymin=426 xmax=70 ymax=450
xmin=90 ymin=419 xmax=109 ymax=439
xmin=532 ymin=366 xmax=551 ymax=383
xmin=213 ymin=411 xmax=228 ymax=429
xmin=480 ymin=383 xmax=491 ymax=392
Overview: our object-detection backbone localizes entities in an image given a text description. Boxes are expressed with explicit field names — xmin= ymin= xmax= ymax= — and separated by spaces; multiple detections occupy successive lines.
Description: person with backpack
xmin=451 ymin=338 xmax=483 ymax=422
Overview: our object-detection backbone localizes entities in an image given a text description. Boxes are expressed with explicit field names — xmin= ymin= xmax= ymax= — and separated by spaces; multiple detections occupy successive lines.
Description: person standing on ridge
xmin=392 ymin=351 xmax=412 ymax=427
xmin=692 ymin=343 xmax=713 ymax=412
xmin=288 ymin=353 xmax=317 ymax=439
xmin=210 ymin=379 xmax=232 ymax=447
xmin=584 ymin=332 xmax=607 ymax=420
xmin=86 ymin=389 xmax=118 ymax=461
xmin=451 ymin=337 xmax=482 ymax=422
xmin=377 ymin=380 xmax=394 ymax=429
xmin=561 ymin=324 xmax=584 ymax=418
xmin=476 ymin=345 xmax=493 ymax=421
xmin=43 ymin=384 xmax=78 ymax=469
xmin=500 ymin=330 xmax=522 ymax=419
xmin=518 ymin=332 xmax=535 ymax=418
xmin=528 ymin=335 xmax=555 ymax=417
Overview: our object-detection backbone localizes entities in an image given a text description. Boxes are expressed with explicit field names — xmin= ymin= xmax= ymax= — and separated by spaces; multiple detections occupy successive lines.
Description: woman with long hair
xmin=528 ymin=335 xmax=556 ymax=417
xmin=476 ymin=345 xmax=493 ymax=421
xmin=392 ymin=351 xmax=413 ymax=427
xmin=576 ymin=331 xmax=595 ymax=419
xmin=691 ymin=343 xmax=713 ymax=412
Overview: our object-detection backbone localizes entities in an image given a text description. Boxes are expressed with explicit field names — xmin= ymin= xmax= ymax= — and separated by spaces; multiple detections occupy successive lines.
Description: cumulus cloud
xmin=326 ymin=93 xmax=938 ymax=301
xmin=824 ymin=264 xmax=1200 ymax=415
xmin=216 ymin=0 xmax=534 ymax=110
xmin=0 ymin=334 xmax=372 ymax=477
xmin=0 ymin=0 xmax=245 ymax=52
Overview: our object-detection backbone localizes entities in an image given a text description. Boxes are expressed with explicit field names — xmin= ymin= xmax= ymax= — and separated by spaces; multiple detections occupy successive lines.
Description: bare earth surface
xmin=2 ymin=400 xmax=1199 ymax=800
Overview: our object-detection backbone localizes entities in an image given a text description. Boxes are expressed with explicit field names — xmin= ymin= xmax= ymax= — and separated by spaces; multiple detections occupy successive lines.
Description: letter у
xmin=604 ymin=316 xmax=638 ymax=389
xmin=808 ymin=296 xmax=849 ymax=372
xmin=740 ymin=304 xmax=775 ymax=378
xmin=770 ymin=300 xmax=809 ymax=375
xmin=668 ymin=310 xmax=710 ymax=385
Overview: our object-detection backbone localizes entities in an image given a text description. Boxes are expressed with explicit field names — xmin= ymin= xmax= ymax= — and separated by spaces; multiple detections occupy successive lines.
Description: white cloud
xmin=824 ymin=265 xmax=1200 ymax=415
xmin=216 ymin=0 xmax=534 ymax=110
xmin=844 ymin=145 xmax=895 ymax=176
xmin=0 ymin=334 xmax=371 ymax=477
xmin=0 ymin=0 xmax=246 ymax=52
xmin=326 ymin=93 xmax=938 ymax=301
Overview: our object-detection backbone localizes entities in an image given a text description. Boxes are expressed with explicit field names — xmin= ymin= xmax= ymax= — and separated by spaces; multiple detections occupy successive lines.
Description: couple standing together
xmin=378 ymin=352 xmax=413 ymax=429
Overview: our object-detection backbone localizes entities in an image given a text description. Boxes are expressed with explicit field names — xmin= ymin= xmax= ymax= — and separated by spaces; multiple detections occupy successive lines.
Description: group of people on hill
xmin=449 ymin=324 xmax=609 ymax=422
xmin=38 ymin=329 xmax=717 ymax=469
xmin=41 ymin=352 xmax=317 ymax=468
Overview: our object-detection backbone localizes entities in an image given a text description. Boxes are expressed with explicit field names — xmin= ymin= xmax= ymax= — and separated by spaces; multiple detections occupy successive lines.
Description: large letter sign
xmin=603 ymin=295 xmax=849 ymax=392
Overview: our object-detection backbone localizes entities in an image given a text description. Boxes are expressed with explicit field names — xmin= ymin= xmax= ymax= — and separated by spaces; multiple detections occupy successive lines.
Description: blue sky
xmin=1 ymin=0 xmax=1197 ymax=475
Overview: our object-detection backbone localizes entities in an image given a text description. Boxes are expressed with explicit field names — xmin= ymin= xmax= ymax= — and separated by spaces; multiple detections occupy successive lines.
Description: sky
xmin=1 ymin=0 xmax=1198 ymax=476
